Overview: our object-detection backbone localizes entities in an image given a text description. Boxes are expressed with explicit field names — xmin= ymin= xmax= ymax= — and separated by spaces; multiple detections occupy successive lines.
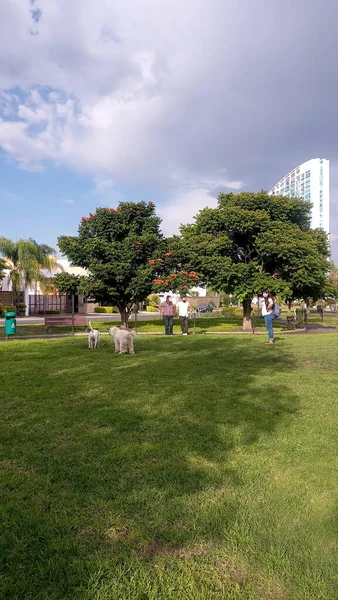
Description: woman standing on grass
xmin=262 ymin=290 xmax=275 ymax=345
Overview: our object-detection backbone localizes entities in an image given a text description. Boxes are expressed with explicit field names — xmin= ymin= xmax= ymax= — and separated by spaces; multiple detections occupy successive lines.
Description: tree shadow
xmin=1 ymin=336 xmax=300 ymax=598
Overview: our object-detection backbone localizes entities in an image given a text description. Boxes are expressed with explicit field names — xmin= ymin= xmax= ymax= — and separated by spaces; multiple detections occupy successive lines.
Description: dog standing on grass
xmin=109 ymin=326 xmax=136 ymax=354
xmin=88 ymin=321 xmax=100 ymax=349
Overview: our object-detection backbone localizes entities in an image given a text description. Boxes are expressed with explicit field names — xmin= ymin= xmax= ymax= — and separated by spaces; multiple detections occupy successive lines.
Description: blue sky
xmin=0 ymin=149 xmax=162 ymax=253
xmin=0 ymin=0 xmax=338 ymax=260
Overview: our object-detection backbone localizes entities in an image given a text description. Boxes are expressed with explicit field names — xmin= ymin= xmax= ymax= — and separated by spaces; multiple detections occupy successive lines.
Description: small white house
xmin=1 ymin=259 xmax=89 ymax=315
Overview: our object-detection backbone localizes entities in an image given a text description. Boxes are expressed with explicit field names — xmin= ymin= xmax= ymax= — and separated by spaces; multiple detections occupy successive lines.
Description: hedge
xmin=221 ymin=307 xmax=247 ymax=318
xmin=0 ymin=305 xmax=16 ymax=317
xmin=146 ymin=305 xmax=159 ymax=312
xmin=94 ymin=306 xmax=119 ymax=313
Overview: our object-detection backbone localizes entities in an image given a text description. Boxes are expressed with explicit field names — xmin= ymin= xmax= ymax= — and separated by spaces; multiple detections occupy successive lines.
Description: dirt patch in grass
xmin=0 ymin=459 xmax=36 ymax=477
xmin=137 ymin=541 xmax=207 ymax=560
xmin=216 ymin=559 xmax=249 ymax=585
xmin=215 ymin=559 xmax=287 ymax=600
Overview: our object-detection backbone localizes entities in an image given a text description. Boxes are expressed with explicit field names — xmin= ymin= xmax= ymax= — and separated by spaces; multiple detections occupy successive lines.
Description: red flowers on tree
xmin=152 ymin=271 xmax=200 ymax=294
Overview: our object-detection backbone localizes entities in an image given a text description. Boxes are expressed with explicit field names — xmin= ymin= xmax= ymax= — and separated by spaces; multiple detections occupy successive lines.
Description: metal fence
xmin=28 ymin=294 xmax=72 ymax=315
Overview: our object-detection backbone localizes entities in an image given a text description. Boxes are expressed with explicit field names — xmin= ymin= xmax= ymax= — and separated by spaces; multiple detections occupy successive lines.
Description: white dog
xmin=88 ymin=321 xmax=100 ymax=349
xmin=109 ymin=326 xmax=136 ymax=354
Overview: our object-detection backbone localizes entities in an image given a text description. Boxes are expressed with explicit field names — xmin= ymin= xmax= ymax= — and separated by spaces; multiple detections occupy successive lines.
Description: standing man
xmin=159 ymin=295 xmax=175 ymax=335
xmin=176 ymin=296 xmax=191 ymax=335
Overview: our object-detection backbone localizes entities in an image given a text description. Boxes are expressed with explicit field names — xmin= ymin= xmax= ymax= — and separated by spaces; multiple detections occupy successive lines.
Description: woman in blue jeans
xmin=262 ymin=290 xmax=275 ymax=344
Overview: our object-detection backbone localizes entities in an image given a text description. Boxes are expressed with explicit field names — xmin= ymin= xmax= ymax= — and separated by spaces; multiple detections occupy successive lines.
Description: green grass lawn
xmin=1 ymin=334 xmax=338 ymax=599
xmin=2 ymin=316 xmax=292 ymax=338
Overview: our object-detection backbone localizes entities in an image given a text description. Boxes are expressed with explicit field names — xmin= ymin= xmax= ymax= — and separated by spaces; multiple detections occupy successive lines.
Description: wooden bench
xmin=45 ymin=315 xmax=87 ymax=332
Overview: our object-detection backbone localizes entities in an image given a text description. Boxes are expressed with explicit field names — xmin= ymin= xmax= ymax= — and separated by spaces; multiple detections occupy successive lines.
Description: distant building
xmin=269 ymin=158 xmax=330 ymax=232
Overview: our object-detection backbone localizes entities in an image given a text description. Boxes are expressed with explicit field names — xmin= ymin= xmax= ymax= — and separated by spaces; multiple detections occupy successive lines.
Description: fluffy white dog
xmin=109 ymin=326 xmax=136 ymax=354
xmin=88 ymin=321 xmax=100 ymax=349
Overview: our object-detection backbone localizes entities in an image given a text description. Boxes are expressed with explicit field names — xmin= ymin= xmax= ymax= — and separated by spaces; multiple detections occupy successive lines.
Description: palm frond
xmin=0 ymin=237 xmax=17 ymax=263
xmin=0 ymin=237 xmax=61 ymax=292
xmin=9 ymin=268 xmax=22 ymax=295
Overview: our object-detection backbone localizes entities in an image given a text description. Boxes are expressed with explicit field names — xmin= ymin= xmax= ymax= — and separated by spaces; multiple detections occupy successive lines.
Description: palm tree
xmin=0 ymin=237 xmax=60 ymax=314
xmin=0 ymin=258 xmax=5 ymax=287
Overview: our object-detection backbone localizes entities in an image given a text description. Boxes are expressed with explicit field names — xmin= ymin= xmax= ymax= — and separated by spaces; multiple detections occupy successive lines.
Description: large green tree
xmin=167 ymin=192 xmax=330 ymax=330
xmin=323 ymin=268 xmax=338 ymax=302
xmin=52 ymin=273 xmax=85 ymax=296
xmin=58 ymin=202 xmax=165 ymax=324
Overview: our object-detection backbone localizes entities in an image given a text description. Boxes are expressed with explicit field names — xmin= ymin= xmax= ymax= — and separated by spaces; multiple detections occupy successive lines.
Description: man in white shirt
xmin=176 ymin=296 xmax=191 ymax=335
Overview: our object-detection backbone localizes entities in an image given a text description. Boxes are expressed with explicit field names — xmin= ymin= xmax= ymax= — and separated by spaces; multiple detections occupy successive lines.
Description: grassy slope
xmin=1 ymin=334 xmax=338 ymax=599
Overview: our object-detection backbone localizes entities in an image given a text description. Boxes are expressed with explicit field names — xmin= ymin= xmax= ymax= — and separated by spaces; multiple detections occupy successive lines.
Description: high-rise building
xmin=269 ymin=158 xmax=330 ymax=232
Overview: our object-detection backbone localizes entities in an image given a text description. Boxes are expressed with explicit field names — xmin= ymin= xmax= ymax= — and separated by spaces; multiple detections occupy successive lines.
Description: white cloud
xmin=92 ymin=177 xmax=123 ymax=207
xmin=63 ymin=198 xmax=75 ymax=205
xmin=2 ymin=0 xmax=338 ymax=226
xmin=0 ymin=0 xmax=244 ymax=194
xmin=157 ymin=189 xmax=219 ymax=237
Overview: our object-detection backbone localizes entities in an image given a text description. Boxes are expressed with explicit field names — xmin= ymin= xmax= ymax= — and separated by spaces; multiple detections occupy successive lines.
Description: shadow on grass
xmin=1 ymin=335 xmax=299 ymax=599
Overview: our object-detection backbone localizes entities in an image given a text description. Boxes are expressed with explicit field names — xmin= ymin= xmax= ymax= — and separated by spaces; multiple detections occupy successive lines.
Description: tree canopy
xmin=0 ymin=258 xmax=5 ymax=283
xmin=167 ymin=192 xmax=330 ymax=329
xmin=53 ymin=273 xmax=86 ymax=296
xmin=0 ymin=237 xmax=58 ymax=304
xmin=58 ymin=202 xmax=164 ymax=324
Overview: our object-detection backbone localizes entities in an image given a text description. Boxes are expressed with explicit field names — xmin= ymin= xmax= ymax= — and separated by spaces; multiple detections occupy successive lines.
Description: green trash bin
xmin=5 ymin=312 xmax=16 ymax=336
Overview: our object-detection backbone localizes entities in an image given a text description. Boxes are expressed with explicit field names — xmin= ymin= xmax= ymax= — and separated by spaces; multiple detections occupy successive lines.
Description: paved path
xmin=0 ymin=312 xmax=159 ymax=326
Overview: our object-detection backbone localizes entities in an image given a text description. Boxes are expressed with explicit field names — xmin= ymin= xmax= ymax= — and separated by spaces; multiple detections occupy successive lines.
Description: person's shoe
xmin=266 ymin=340 xmax=274 ymax=344
xmin=183 ymin=333 xmax=188 ymax=336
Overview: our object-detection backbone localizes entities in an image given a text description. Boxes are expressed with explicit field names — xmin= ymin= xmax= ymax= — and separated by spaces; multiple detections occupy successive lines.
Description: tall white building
xmin=269 ymin=158 xmax=330 ymax=232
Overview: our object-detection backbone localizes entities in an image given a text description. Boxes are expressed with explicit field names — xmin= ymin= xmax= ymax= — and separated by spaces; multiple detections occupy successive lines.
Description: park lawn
xmin=1 ymin=335 xmax=338 ymax=599
xmin=93 ymin=317 xmax=247 ymax=333
xmin=3 ymin=317 xmax=288 ymax=339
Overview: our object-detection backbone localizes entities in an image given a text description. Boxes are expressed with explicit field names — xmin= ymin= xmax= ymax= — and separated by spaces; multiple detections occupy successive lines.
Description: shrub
xmin=45 ymin=310 xmax=60 ymax=315
xmin=146 ymin=305 xmax=158 ymax=312
xmin=16 ymin=303 xmax=27 ymax=316
xmin=0 ymin=305 xmax=16 ymax=317
xmin=94 ymin=306 xmax=119 ymax=313
xmin=220 ymin=293 xmax=230 ymax=307
xmin=146 ymin=294 xmax=160 ymax=307
xmin=221 ymin=306 xmax=245 ymax=318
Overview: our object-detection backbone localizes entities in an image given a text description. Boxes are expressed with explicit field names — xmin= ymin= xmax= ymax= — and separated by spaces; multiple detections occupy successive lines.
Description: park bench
xmin=45 ymin=315 xmax=87 ymax=332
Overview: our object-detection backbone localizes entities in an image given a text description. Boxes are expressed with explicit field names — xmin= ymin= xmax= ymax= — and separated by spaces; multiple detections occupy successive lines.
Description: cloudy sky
xmin=0 ymin=0 xmax=338 ymax=259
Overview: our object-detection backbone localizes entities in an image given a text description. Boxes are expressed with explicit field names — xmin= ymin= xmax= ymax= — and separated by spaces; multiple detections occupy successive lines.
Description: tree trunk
xmin=242 ymin=298 xmax=253 ymax=331
xmin=119 ymin=306 xmax=131 ymax=327
xmin=24 ymin=285 xmax=30 ymax=316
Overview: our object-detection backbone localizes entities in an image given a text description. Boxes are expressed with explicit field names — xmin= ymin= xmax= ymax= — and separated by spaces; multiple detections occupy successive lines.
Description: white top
xmin=176 ymin=300 xmax=190 ymax=317
xmin=262 ymin=297 xmax=274 ymax=316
